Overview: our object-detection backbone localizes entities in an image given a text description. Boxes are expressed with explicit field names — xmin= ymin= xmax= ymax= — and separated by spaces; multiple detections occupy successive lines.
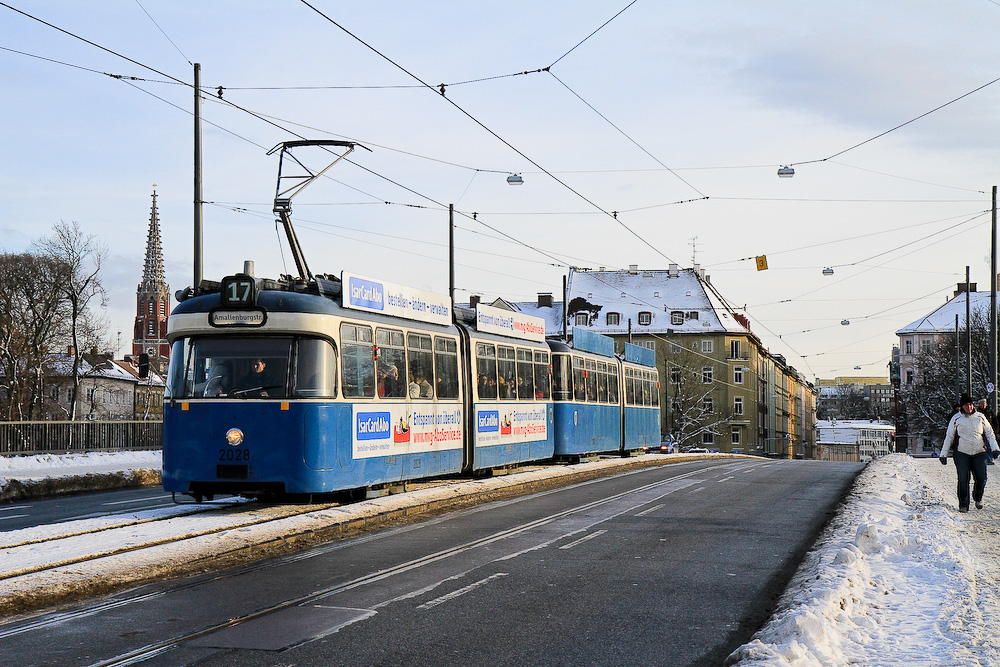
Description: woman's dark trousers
xmin=953 ymin=450 xmax=989 ymax=510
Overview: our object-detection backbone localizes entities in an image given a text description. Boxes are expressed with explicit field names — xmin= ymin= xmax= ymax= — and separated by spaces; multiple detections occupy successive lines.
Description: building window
xmin=638 ymin=312 xmax=652 ymax=325
xmin=734 ymin=367 xmax=744 ymax=384
xmin=671 ymin=311 xmax=684 ymax=325
xmin=702 ymin=397 xmax=714 ymax=414
xmin=606 ymin=312 xmax=620 ymax=326
xmin=905 ymin=340 xmax=913 ymax=355
xmin=702 ymin=431 xmax=715 ymax=445
xmin=732 ymin=427 xmax=741 ymax=445
xmin=920 ymin=339 xmax=931 ymax=354
xmin=702 ymin=366 xmax=713 ymax=383
xmin=638 ymin=340 xmax=655 ymax=350
xmin=670 ymin=367 xmax=681 ymax=384
xmin=906 ymin=370 xmax=914 ymax=385
xmin=574 ymin=313 xmax=589 ymax=326
xmin=701 ymin=340 xmax=713 ymax=353
xmin=731 ymin=340 xmax=741 ymax=359
xmin=687 ymin=311 xmax=699 ymax=320
xmin=734 ymin=396 xmax=744 ymax=415
xmin=670 ymin=341 xmax=681 ymax=354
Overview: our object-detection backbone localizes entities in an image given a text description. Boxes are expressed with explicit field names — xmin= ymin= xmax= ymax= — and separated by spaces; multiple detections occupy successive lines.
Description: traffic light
xmin=138 ymin=353 xmax=150 ymax=379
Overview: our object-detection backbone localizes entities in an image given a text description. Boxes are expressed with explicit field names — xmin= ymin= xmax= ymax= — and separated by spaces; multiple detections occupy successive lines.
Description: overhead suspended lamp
xmin=841 ymin=319 xmax=850 ymax=326
xmin=777 ymin=166 xmax=795 ymax=178
xmin=506 ymin=173 xmax=524 ymax=185
xmin=822 ymin=267 xmax=834 ymax=276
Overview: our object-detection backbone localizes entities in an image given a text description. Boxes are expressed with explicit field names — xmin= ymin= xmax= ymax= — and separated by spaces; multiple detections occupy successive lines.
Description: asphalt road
xmin=0 ymin=486 xmax=175 ymax=531
xmin=0 ymin=458 xmax=862 ymax=667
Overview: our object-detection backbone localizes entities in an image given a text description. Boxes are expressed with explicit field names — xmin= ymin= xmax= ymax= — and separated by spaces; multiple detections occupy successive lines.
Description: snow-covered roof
xmin=565 ymin=267 xmax=751 ymax=336
xmin=896 ymin=290 xmax=990 ymax=335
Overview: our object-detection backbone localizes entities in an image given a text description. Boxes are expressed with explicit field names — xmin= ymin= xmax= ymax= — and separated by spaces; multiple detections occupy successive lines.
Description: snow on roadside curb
xmin=726 ymin=454 xmax=1000 ymax=666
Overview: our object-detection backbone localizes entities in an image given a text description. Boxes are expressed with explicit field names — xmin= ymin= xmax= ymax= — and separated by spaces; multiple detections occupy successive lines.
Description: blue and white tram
xmin=162 ymin=272 xmax=554 ymax=500
xmin=548 ymin=328 xmax=660 ymax=458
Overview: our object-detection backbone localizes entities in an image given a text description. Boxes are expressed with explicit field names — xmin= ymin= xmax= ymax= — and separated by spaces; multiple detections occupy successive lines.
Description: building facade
xmin=496 ymin=265 xmax=816 ymax=456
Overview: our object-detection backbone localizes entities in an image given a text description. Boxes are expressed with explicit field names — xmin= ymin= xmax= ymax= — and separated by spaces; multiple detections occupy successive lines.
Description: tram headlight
xmin=225 ymin=428 xmax=244 ymax=446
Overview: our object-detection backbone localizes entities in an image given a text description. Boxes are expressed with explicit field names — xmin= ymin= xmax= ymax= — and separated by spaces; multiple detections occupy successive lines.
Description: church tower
xmin=132 ymin=188 xmax=171 ymax=368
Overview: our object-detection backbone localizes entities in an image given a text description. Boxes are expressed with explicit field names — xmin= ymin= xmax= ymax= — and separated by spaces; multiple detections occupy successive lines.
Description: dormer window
xmin=687 ymin=311 xmax=699 ymax=320
xmin=638 ymin=311 xmax=652 ymax=325
xmin=606 ymin=312 xmax=621 ymax=326
xmin=575 ymin=313 xmax=589 ymax=326
xmin=670 ymin=311 xmax=684 ymax=325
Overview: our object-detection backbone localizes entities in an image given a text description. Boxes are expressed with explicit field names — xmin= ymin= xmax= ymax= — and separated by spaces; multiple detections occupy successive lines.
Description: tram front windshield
xmin=166 ymin=336 xmax=338 ymax=399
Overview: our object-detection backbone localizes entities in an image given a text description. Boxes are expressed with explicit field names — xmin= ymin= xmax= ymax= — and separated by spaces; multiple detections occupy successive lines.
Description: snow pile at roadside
xmin=726 ymin=454 xmax=1000 ymax=666
xmin=0 ymin=451 xmax=162 ymax=501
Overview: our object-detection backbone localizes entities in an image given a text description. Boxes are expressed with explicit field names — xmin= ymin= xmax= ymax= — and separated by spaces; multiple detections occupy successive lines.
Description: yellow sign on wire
xmin=755 ymin=255 xmax=768 ymax=271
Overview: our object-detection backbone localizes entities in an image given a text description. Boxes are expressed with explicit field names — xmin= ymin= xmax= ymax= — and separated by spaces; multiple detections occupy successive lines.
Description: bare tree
xmin=0 ymin=252 xmax=69 ymax=419
xmin=34 ymin=221 xmax=108 ymax=420
xmin=664 ymin=345 xmax=733 ymax=448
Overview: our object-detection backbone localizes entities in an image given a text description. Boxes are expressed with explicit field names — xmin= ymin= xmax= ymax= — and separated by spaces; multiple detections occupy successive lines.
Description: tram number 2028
xmin=218 ymin=448 xmax=251 ymax=462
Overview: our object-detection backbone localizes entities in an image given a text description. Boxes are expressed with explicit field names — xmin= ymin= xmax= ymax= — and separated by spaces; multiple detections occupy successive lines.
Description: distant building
xmin=816 ymin=377 xmax=894 ymax=421
xmin=815 ymin=420 xmax=894 ymax=462
xmin=132 ymin=188 xmax=171 ymax=373
xmin=35 ymin=350 xmax=164 ymax=421
xmin=895 ymin=281 xmax=987 ymax=456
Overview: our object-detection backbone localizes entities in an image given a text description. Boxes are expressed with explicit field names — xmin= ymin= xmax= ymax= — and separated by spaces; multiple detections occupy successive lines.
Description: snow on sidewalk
xmin=727 ymin=453 xmax=1000 ymax=667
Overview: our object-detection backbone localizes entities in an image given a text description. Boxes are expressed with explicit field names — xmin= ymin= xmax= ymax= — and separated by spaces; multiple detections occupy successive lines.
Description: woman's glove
xmin=940 ymin=456 xmax=948 ymax=465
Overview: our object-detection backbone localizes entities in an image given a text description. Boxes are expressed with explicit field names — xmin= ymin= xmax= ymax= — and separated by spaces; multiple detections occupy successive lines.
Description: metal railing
xmin=0 ymin=421 xmax=162 ymax=456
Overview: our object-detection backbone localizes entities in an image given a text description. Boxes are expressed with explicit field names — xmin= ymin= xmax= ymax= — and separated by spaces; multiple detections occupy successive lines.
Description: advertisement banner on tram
xmin=474 ymin=403 xmax=548 ymax=446
xmin=353 ymin=404 xmax=463 ymax=458
xmin=475 ymin=304 xmax=546 ymax=342
xmin=342 ymin=271 xmax=452 ymax=326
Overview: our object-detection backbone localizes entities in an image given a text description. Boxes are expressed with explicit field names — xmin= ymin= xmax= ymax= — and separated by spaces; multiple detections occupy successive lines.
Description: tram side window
xmin=534 ymin=351 xmax=551 ymax=400
xmin=434 ymin=337 xmax=460 ymax=399
xmin=651 ymin=371 xmax=660 ymax=406
xmin=341 ymin=323 xmax=375 ymax=398
xmin=597 ymin=361 xmax=609 ymax=404
xmin=498 ymin=346 xmax=516 ymax=400
xmin=573 ymin=357 xmax=586 ymax=402
xmin=516 ymin=348 xmax=535 ymax=400
xmin=642 ymin=372 xmax=651 ymax=406
xmin=586 ymin=359 xmax=598 ymax=402
xmin=477 ymin=343 xmax=498 ymax=399
xmin=608 ymin=365 xmax=620 ymax=404
xmin=407 ymin=333 xmax=434 ymax=399
xmin=625 ymin=368 xmax=636 ymax=406
xmin=552 ymin=354 xmax=571 ymax=401
xmin=376 ymin=328 xmax=407 ymax=398
xmin=292 ymin=338 xmax=338 ymax=398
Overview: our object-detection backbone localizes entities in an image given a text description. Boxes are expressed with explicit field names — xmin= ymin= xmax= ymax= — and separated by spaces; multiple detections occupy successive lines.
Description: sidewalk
xmin=727 ymin=454 xmax=1000 ymax=666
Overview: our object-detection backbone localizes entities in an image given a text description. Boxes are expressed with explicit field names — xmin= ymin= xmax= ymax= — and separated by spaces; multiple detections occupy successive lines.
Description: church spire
xmin=141 ymin=187 xmax=166 ymax=291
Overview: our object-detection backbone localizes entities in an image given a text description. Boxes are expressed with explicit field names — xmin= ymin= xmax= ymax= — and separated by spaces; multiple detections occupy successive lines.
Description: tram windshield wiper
xmin=228 ymin=385 xmax=283 ymax=398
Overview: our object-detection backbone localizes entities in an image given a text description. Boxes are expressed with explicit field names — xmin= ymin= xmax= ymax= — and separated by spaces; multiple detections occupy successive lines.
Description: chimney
xmin=470 ymin=295 xmax=481 ymax=308
xmin=668 ymin=264 xmax=678 ymax=278
xmin=628 ymin=264 xmax=639 ymax=274
xmin=954 ymin=282 xmax=978 ymax=296
xmin=537 ymin=293 xmax=553 ymax=308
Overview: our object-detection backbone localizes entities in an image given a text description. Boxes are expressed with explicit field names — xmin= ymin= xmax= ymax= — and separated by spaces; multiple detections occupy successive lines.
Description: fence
xmin=0 ymin=420 xmax=162 ymax=456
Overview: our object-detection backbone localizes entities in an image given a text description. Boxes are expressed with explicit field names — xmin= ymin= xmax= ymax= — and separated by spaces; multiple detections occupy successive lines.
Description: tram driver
xmin=235 ymin=358 xmax=281 ymax=397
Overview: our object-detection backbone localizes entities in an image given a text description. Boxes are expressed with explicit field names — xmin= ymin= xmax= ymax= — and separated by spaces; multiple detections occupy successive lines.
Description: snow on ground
xmin=4 ymin=451 xmax=1000 ymax=664
xmin=727 ymin=454 xmax=1000 ymax=666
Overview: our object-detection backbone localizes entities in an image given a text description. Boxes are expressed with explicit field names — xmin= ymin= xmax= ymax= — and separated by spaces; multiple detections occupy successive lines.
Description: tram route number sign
xmin=221 ymin=275 xmax=257 ymax=308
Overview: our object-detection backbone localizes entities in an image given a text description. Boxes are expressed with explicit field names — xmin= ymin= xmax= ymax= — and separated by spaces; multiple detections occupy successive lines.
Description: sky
xmin=2 ymin=1 xmax=1000 ymax=381
xmin=4 ymin=452 xmax=999 ymax=664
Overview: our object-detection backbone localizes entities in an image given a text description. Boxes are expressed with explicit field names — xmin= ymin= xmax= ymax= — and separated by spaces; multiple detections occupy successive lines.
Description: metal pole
xmin=193 ymin=63 xmax=204 ymax=293
xmin=449 ymin=204 xmax=455 ymax=320
xmin=956 ymin=314 xmax=961 ymax=402
xmin=562 ymin=274 xmax=568 ymax=341
xmin=967 ymin=265 xmax=972 ymax=397
xmin=992 ymin=186 xmax=997 ymax=414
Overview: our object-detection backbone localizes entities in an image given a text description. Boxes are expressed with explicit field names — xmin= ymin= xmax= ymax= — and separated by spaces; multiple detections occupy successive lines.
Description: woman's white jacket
xmin=941 ymin=411 xmax=1000 ymax=457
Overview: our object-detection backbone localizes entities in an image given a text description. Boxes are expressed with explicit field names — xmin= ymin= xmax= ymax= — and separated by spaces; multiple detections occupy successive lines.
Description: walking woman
xmin=940 ymin=393 xmax=1000 ymax=512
